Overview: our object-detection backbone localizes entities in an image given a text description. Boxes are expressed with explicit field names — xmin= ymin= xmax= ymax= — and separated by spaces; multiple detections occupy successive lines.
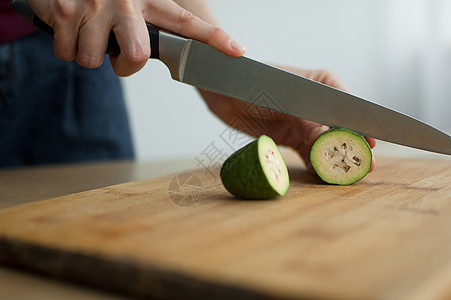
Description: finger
xmin=301 ymin=123 xmax=329 ymax=174
xmin=143 ymin=0 xmax=245 ymax=57
xmin=370 ymin=155 xmax=376 ymax=173
xmin=298 ymin=146 xmax=316 ymax=175
xmin=76 ymin=21 xmax=110 ymax=68
xmin=282 ymin=68 xmax=350 ymax=92
xmin=298 ymin=121 xmax=330 ymax=147
xmin=110 ymin=14 xmax=150 ymax=76
xmin=286 ymin=119 xmax=329 ymax=174
xmin=364 ymin=136 xmax=377 ymax=149
xmin=314 ymin=70 xmax=349 ymax=92
xmin=52 ymin=19 xmax=80 ymax=61
xmin=30 ymin=0 xmax=80 ymax=61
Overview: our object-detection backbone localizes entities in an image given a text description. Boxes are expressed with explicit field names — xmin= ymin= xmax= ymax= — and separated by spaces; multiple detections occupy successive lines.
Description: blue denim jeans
xmin=0 ymin=31 xmax=134 ymax=167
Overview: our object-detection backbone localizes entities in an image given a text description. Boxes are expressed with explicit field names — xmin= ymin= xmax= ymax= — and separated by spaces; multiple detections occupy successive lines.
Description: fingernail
xmin=314 ymin=125 xmax=330 ymax=139
xmin=308 ymin=125 xmax=329 ymax=147
xmin=319 ymin=125 xmax=330 ymax=133
xmin=230 ymin=38 xmax=246 ymax=51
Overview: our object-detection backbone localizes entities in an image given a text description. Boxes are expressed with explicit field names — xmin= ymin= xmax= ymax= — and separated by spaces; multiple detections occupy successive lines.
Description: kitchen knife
xmin=11 ymin=0 xmax=451 ymax=155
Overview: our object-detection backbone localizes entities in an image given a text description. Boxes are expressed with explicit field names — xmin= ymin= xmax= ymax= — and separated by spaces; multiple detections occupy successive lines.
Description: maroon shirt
xmin=0 ymin=0 xmax=38 ymax=43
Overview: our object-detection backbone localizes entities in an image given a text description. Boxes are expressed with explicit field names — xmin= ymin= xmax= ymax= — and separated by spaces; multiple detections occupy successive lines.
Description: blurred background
xmin=122 ymin=0 xmax=451 ymax=161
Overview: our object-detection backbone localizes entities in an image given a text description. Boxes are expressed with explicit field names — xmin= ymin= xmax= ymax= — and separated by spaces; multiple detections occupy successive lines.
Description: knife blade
xmin=11 ymin=0 xmax=451 ymax=155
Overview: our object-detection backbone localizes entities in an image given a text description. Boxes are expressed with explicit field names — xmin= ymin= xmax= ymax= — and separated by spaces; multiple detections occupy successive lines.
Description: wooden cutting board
xmin=0 ymin=153 xmax=451 ymax=300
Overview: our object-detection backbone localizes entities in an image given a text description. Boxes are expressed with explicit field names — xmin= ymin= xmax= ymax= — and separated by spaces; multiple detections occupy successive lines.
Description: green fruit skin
xmin=220 ymin=138 xmax=281 ymax=200
xmin=311 ymin=128 xmax=372 ymax=186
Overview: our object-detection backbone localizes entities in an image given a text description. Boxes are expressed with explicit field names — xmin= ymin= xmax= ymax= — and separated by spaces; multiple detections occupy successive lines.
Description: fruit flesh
xmin=259 ymin=137 xmax=289 ymax=195
xmin=220 ymin=135 xmax=289 ymax=199
xmin=310 ymin=128 xmax=372 ymax=185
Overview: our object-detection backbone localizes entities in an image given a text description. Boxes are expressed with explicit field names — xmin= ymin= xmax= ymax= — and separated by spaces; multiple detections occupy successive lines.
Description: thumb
xmin=291 ymin=120 xmax=329 ymax=173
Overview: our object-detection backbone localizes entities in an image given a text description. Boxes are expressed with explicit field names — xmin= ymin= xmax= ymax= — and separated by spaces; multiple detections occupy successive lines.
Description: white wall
xmin=122 ymin=0 xmax=451 ymax=161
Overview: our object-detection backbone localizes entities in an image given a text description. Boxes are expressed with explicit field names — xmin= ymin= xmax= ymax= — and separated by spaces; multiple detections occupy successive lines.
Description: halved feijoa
xmin=310 ymin=128 xmax=372 ymax=185
xmin=220 ymin=135 xmax=289 ymax=199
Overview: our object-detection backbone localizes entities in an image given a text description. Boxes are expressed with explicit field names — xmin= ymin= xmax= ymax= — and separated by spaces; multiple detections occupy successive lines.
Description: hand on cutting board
xmin=26 ymin=0 xmax=245 ymax=76
xmin=199 ymin=67 xmax=377 ymax=174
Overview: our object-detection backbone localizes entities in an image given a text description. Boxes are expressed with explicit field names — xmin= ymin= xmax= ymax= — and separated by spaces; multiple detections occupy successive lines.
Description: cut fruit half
xmin=220 ymin=135 xmax=289 ymax=199
xmin=310 ymin=128 xmax=372 ymax=185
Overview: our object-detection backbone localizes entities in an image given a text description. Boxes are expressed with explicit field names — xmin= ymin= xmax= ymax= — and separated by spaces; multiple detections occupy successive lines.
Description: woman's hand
xmin=200 ymin=67 xmax=376 ymax=173
xmin=27 ymin=0 xmax=246 ymax=76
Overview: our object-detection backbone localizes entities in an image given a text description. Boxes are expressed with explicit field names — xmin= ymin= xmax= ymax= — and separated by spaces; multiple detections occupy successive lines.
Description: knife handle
xmin=10 ymin=0 xmax=160 ymax=59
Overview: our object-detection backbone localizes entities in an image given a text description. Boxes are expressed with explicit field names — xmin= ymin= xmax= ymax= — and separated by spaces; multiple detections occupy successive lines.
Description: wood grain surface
xmin=0 ymin=153 xmax=450 ymax=300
